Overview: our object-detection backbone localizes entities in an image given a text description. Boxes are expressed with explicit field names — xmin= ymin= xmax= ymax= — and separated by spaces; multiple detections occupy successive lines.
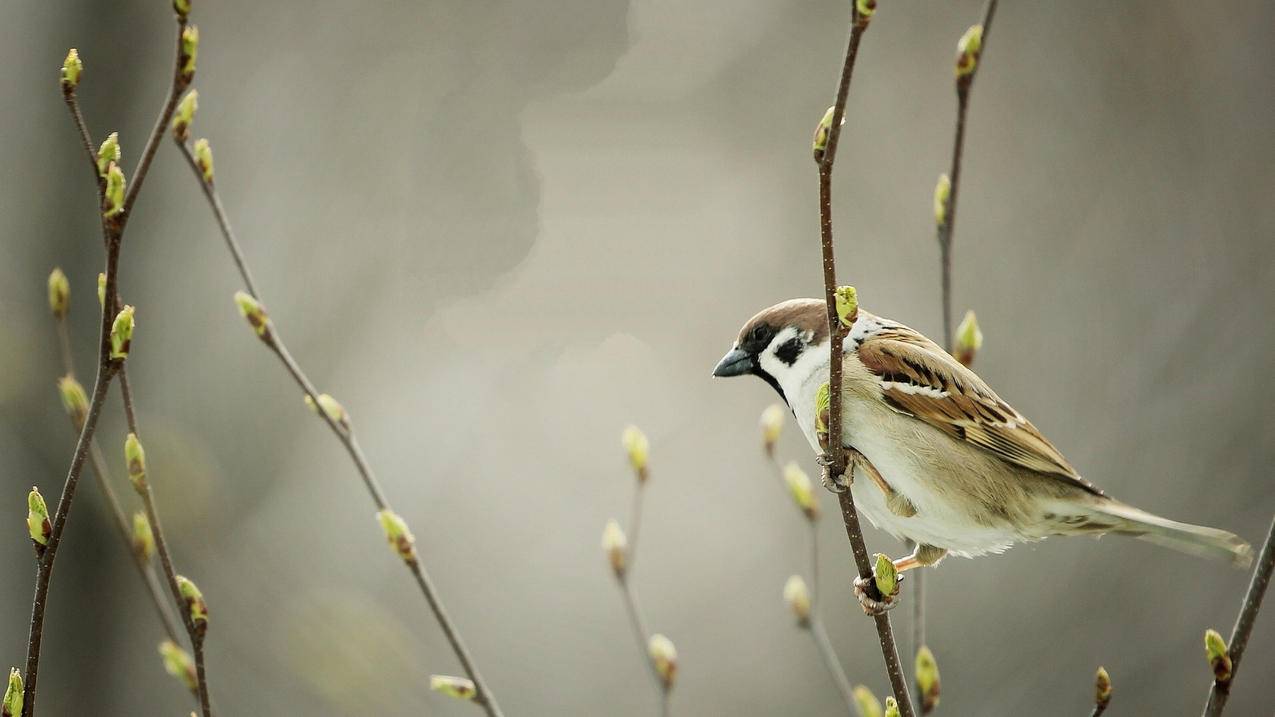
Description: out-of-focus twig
xmin=1202 ymin=516 xmax=1275 ymax=716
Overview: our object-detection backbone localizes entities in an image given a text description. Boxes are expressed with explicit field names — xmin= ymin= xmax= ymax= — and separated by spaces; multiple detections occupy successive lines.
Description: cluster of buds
xmin=103 ymin=162 xmax=126 ymax=219
xmin=193 ymin=138 xmax=214 ymax=183
xmin=835 ymin=285 xmax=859 ymax=328
xmin=48 ymin=268 xmax=70 ymax=319
xmin=96 ymin=132 xmax=120 ymax=177
xmin=1094 ymin=665 xmax=1112 ymax=711
xmin=647 ymin=633 xmax=677 ymax=689
xmin=883 ymin=696 xmax=901 ymax=717
xmin=915 ymin=645 xmax=940 ymax=713
xmin=233 ymin=291 xmax=273 ymax=342
xmin=377 ymin=509 xmax=417 ymax=565
xmin=176 ymin=575 xmax=209 ymax=636
xmin=621 ymin=425 xmax=649 ymax=483
xmin=2 ymin=668 xmax=21 ymax=717
xmin=853 ymin=685 xmax=882 ymax=717
xmin=132 ymin=511 xmax=155 ymax=562
xmin=179 ymin=25 xmax=199 ymax=83
xmin=601 ymin=519 xmax=627 ymax=578
xmin=933 ymin=173 xmax=951 ymax=228
xmin=304 ymin=393 xmax=350 ymax=430
xmin=125 ymin=433 xmax=148 ymax=493
xmin=158 ymin=640 xmax=198 ymax=693
xmin=61 ymin=48 xmax=82 ymax=93
xmin=782 ymin=575 xmax=811 ymax=625
xmin=782 ymin=462 xmax=818 ymax=521
xmin=430 ymin=675 xmax=476 ymax=701
xmin=172 ymin=90 xmax=198 ymax=142
xmin=759 ymin=404 xmax=784 ymax=458
xmin=27 ymin=487 xmax=51 ymax=556
xmin=109 ymin=305 xmax=135 ymax=359
xmin=955 ymin=25 xmax=984 ymax=80
xmin=1204 ymin=628 xmax=1232 ymax=685
xmin=952 ymin=310 xmax=982 ymax=367
xmin=872 ymin=553 xmax=898 ymax=599
xmin=58 ymin=375 xmax=88 ymax=427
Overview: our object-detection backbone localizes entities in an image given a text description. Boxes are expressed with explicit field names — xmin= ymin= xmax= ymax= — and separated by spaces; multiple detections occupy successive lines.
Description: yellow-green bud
xmin=132 ymin=511 xmax=155 ymax=562
xmin=916 ymin=645 xmax=940 ymax=713
xmin=601 ymin=519 xmax=627 ymax=577
xmin=304 ymin=393 xmax=349 ymax=429
xmin=96 ymin=132 xmax=120 ymax=178
xmin=783 ymin=462 xmax=818 ymax=520
xmin=125 ymin=432 xmax=147 ymax=492
xmin=430 ymin=675 xmax=476 ymax=701
xmin=814 ymin=382 xmax=830 ymax=450
xmin=58 ymin=375 xmax=89 ymax=426
xmin=873 ymin=553 xmax=898 ymax=598
xmin=233 ymin=291 xmax=272 ymax=340
xmin=103 ymin=162 xmax=126 ymax=218
xmin=180 ymin=26 xmax=199 ymax=81
xmin=955 ymin=25 xmax=983 ymax=78
xmin=835 ymin=285 xmax=859 ymax=328
xmin=812 ymin=106 xmax=836 ymax=163
xmin=173 ymin=0 xmax=191 ymax=20
xmin=109 ymin=305 xmax=135 ymax=360
xmin=28 ymin=487 xmax=51 ymax=551
xmin=1204 ymin=628 xmax=1231 ymax=684
xmin=48 ymin=267 xmax=70 ymax=319
xmin=2 ymin=668 xmax=21 ymax=717
xmin=621 ymin=425 xmax=649 ymax=482
xmin=855 ymin=0 xmax=877 ymax=21
xmin=953 ymin=309 xmax=983 ymax=367
xmin=158 ymin=640 xmax=198 ymax=693
xmin=97 ymin=273 xmax=106 ymax=309
xmin=933 ymin=173 xmax=951 ymax=226
xmin=172 ymin=90 xmax=198 ymax=142
xmin=883 ymin=696 xmax=900 ymax=717
xmin=193 ymin=138 xmax=214 ymax=183
xmin=61 ymin=48 xmax=82 ymax=91
xmin=853 ymin=685 xmax=882 ymax=717
xmin=648 ymin=633 xmax=677 ymax=688
xmin=759 ymin=404 xmax=785 ymax=458
xmin=176 ymin=575 xmax=208 ymax=634
xmin=1094 ymin=666 xmax=1112 ymax=709
xmin=377 ymin=509 xmax=417 ymax=564
xmin=783 ymin=575 xmax=811 ymax=625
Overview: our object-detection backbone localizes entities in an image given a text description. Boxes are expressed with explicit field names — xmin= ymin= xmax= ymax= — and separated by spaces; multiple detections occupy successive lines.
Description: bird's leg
xmin=851 ymin=544 xmax=946 ymax=616
xmin=816 ymin=452 xmax=848 ymax=494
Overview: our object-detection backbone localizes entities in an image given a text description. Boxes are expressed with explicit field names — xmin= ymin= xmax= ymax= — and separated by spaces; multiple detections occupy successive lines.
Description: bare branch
xmin=1202 ymin=516 xmax=1275 ymax=716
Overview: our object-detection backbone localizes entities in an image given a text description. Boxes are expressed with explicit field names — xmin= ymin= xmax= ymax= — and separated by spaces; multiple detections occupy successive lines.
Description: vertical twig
xmin=814 ymin=5 xmax=915 ymax=715
xmin=1202 ymin=516 xmax=1275 ymax=716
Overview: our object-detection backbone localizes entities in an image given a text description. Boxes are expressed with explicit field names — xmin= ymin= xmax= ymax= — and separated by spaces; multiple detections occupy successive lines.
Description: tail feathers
xmin=1091 ymin=501 xmax=1253 ymax=569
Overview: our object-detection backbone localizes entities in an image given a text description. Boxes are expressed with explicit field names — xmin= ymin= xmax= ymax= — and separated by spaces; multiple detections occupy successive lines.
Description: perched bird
xmin=714 ymin=297 xmax=1252 ymax=610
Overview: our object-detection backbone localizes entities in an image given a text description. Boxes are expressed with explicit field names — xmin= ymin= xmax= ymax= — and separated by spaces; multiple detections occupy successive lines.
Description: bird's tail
xmin=1089 ymin=500 xmax=1253 ymax=569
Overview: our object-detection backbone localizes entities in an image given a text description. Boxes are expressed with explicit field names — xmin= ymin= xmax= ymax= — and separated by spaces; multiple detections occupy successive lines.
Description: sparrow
xmin=714 ymin=298 xmax=1252 ymax=610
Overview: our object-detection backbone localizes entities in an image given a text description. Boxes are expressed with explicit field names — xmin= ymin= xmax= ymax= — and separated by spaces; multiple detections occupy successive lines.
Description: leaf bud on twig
xmin=377 ymin=509 xmax=417 ymax=564
xmin=648 ymin=634 xmax=678 ymax=689
xmin=173 ymin=0 xmax=191 ymax=21
xmin=28 ymin=487 xmax=51 ymax=555
xmin=180 ymin=26 xmax=199 ymax=82
xmin=601 ymin=519 xmax=627 ymax=578
xmin=952 ymin=309 xmax=982 ymax=367
xmin=125 ymin=432 xmax=148 ymax=492
xmin=872 ymin=553 xmax=898 ymax=598
xmin=759 ymin=404 xmax=785 ymax=458
xmin=304 ymin=392 xmax=350 ymax=430
xmin=103 ymin=163 xmax=126 ymax=219
xmin=883 ymin=696 xmax=900 ymax=717
xmin=1094 ymin=665 xmax=1112 ymax=711
xmin=47 ymin=268 xmax=70 ymax=320
xmin=430 ymin=675 xmax=477 ymax=701
xmin=96 ymin=132 xmax=120 ymax=178
xmin=58 ymin=376 xmax=88 ymax=427
xmin=2 ymin=668 xmax=21 ymax=717
xmin=783 ymin=462 xmax=818 ymax=521
xmin=933 ymin=173 xmax=951 ymax=227
xmin=233 ymin=291 xmax=273 ymax=341
xmin=158 ymin=640 xmax=198 ymax=693
xmin=110 ymin=305 xmax=135 ymax=360
xmin=812 ymin=106 xmax=839 ymax=164
xmin=835 ymin=285 xmax=859 ymax=328
xmin=1204 ymin=628 xmax=1232 ymax=684
xmin=955 ymin=25 xmax=983 ymax=79
xmin=176 ymin=575 xmax=209 ymax=635
xmin=621 ymin=425 xmax=650 ymax=483
xmin=853 ymin=685 xmax=882 ymax=717
xmin=172 ymin=90 xmax=198 ymax=142
xmin=61 ymin=49 xmax=82 ymax=92
xmin=132 ymin=511 xmax=155 ymax=562
xmin=193 ymin=138 xmax=214 ymax=183
xmin=97 ymin=273 xmax=106 ymax=309
xmin=783 ymin=575 xmax=811 ymax=625
xmin=915 ymin=645 xmax=940 ymax=713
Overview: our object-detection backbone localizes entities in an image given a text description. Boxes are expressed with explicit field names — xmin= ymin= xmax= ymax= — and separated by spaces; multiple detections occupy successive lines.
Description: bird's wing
xmin=855 ymin=326 xmax=1103 ymax=496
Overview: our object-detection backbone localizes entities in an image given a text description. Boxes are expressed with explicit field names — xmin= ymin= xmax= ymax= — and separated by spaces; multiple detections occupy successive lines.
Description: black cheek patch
xmin=775 ymin=338 xmax=803 ymax=366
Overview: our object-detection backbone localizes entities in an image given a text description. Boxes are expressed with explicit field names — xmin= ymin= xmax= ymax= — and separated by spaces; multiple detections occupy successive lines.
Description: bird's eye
xmin=750 ymin=325 xmax=768 ymax=342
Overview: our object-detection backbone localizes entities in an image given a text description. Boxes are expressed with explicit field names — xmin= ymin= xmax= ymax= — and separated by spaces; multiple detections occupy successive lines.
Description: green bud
xmin=956 ymin=25 xmax=983 ymax=78
xmin=96 ymin=132 xmax=120 ymax=178
xmin=158 ymin=640 xmax=198 ymax=693
xmin=933 ymin=173 xmax=951 ymax=227
xmin=57 ymin=375 xmax=89 ymax=426
xmin=783 ymin=575 xmax=811 ymax=624
xmin=953 ymin=309 xmax=983 ymax=367
xmin=855 ymin=0 xmax=877 ymax=21
xmin=783 ymin=462 xmax=818 ymax=520
xmin=172 ymin=90 xmax=198 ymax=142
xmin=377 ymin=509 xmax=417 ymax=564
xmin=173 ymin=0 xmax=191 ymax=20
xmin=125 ymin=432 xmax=147 ymax=492
xmin=61 ymin=49 xmax=82 ymax=91
xmin=234 ymin=291 xmax=272 ymax=340
xmin=883 ymin=696 xmax=900 ymax=717
xmin=814 ymin=383 xmax=830 ymax=449
xmin=759 ymin=404 xmax=785 ymax=457
xmin=601 ymin=519 xmax=627 ymax=577
xmin=110 ymin=305 xmax=135 ymax=360
xmin=835 ymin=285 xmax=859 ymax=328
xmin=621 ymin=425 xmax=650 ymax=482
xmin=1204 ymin=628 xmax=1232 ymax=684
xmin=2 ymin=668 xmax=22 ymax=717
xmin=27 ymin=487 xmax=51 ymax=551
xmin=873 ymin=553 xmax=898 ymax=598
xmin=132 ymin=511 xmax=155 ymax=562
xmin=180 ymin=26 xmax=199 ymax=81
xmin=103 ymin=163 xmax=126 ymax=218
xmin=812 ymin=106 xmax=836 ymax=163
xmin=853 ymin=685 xmax=882 ymax=717
xmin=304 ymin=393 xmax=349 ymax=428
xmin=176 ymin=575 xmax=209 ymax=634
xmin=193 ymin=138 xmax=214 ymax=183
xmin=48 ymin=267 xmax=70 ymax=319
xmin=1094 ymin=666 xmax=1112 ymax=708
xmin=916 ymin=645 xmax=940 ymax=713
xmin=647 ymin=633 xmax=677 ymax=688
xmin=97 ymin=273 xmax=106 ymax=309
xmin=430 ymin=675 xmax=476 ymax=701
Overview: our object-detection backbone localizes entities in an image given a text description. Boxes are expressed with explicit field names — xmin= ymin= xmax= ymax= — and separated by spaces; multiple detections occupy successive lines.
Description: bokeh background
xmin=2 ymin=0 xmax=1273 ymax=714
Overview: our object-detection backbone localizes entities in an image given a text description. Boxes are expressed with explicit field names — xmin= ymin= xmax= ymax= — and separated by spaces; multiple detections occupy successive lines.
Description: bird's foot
xmin=817 ymin=454 xmax=850 ymax=494
xmin=853 ymin=573 xmax=902 ymax=616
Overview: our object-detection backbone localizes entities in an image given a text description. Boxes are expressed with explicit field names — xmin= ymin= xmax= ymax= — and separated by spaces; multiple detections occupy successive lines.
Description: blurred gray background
xmin=2 ymin=0 xmax=1273 ymax=714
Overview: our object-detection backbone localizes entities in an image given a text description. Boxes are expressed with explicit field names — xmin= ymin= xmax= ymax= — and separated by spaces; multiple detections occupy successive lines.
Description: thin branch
xmin=173 ymin=141 xmax=502 ymax=716
xmin=121 ymin=16 xmax=191 ymax=224
xmin=815 ymin=6 xmax=915 ymax=715
xmin=614 ymin=479 xmax=670 ymax=715
xmin=1202 ymin=515 xmax=1275 ymax=716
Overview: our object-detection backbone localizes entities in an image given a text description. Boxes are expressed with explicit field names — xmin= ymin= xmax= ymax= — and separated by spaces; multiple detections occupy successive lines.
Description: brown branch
xmin=1202 ymin=515 xmax=1275 ymax=716
xmin=814 ymin=6 xmax=915 ymax=715
xmin=173 ymin=141 xmax=502 ymax=716
xmin=121 ymin=16 xmax=191 ymax=224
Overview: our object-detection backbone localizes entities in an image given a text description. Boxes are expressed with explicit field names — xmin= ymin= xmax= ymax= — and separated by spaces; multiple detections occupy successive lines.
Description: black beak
xmin=712 ymin=347 xmax=754 ymax=377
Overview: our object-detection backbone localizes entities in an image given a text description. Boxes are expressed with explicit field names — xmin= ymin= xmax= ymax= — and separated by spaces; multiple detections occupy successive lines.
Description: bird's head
xmin=712 ymin=298 xmax=829 ymax=403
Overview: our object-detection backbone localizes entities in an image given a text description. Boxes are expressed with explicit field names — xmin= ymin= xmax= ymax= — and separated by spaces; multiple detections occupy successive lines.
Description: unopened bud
xmin=955 ymin=25 xmax=983 ymax=78
xmin=933 ymin=173 xmax=951 ymax=226
xmin=883 ymin=696 xmax=900 ymax=717
xmin=855 ymin=0 xmax=877 ymax=21
xmin=621 ymin=425 xmax=649 ymax=482
xmin=835 ymin=285 xmax=859 ymax=327
xmin=304 ymin=393 xmax=349 ymax=429
xmin=103 ymin=163 xmax=126 ymax=219
xmin=173 ymin=0 xmax=191 ymax=20
xmin=377 ymin=509 xmax=417 ymax=564
xmin=124 ymin=432 xmax=147 ymax=492
xmin=193 ymin=138 xmax=214 ymax=183
xmin=759 ymin=404 xmax=785 ymax=458
xmin=648 ymin=634 xmax=677 ymax=688
xmin=176 ymin=575 xmax=208 ymax=634
xmin=873 ymin=553 xmax=898 ymax=598
xmin=853 ymin=685 xmax=882 ymax=717
xmin=58 ymin=375 xmax=89 ymax=426
xmin=180 ymin=26 xmax=199 ymax=81
xmin=783 ymin=462 xmax=818 ymax=520
xmin=61 ymin=49 xmax=82 ymax=91
xmin=2 ymin=668 xmax=21 ymax=717
xmin=48 ymin=268 xmax=70 ymax=319
xmin=158 ymin=640 xmax=197 ymax=693
xmin=172 ymin=90 xmax=198 ymax=142
xmin=814 ymin=383 xmax=830 ymax=451
xmin=916 ymin=645 xmax=940 ymax=713
xmin=1094 ymin=666 xmax=1112 ymax=709
xmin=430 ymin=675 xmax=476 ymax=701
xmin=1204 ymin=628 xmax=1231 ymax=684
xmin=27 ymin=487 xmax=51 ymax=553
xmin=601 ymin=519 xmax=627 ymax=577
xmin=132 ymin=511 xmax=155 ymax=562
xmin=233 ymin=291 xmax=272 ymax=340
xmin=783 ymin=575 xmax=811 ymax=625
xmin=97 ymin=132 xmax=120 ymax=177
xmin=97 ymin=273 xmax=106 ymax=309
xmin=812 ymin=106 xmax=837 ymax=163
xmin=109 ymin=305 xmax=135 ymax=360
xmin=952 ymin=309 xmax=982 ymax=366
